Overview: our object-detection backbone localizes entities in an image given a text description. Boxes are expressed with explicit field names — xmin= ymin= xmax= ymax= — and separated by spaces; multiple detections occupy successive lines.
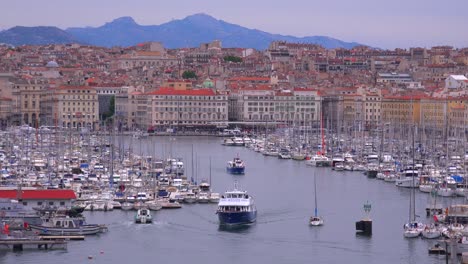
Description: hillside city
xmin=0 ymin=40 xmax=467 ymax=135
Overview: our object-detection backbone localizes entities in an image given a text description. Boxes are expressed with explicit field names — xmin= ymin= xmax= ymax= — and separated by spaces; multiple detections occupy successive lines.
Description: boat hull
xmin=30 ymin=224 xmax=102 ymax=235
xmin=135 ymin=216 xmax=153 ymax=224
xmin=227 ymin=167 xmax=245 ymax=174
xmin=218 ymin=211 xmax=257 ymax=226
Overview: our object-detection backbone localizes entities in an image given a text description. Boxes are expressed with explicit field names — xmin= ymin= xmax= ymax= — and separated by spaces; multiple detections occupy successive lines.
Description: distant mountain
xmin=66 ymin=13 xmax=363 ymax=49
xmin=0 ymin=26 xmax=78 ymax=46
xmin=0 ymin=14 xmax=365 ymax=49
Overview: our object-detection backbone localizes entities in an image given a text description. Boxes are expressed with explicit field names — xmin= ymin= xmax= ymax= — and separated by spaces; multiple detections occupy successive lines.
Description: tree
xmin=102 ymin=95 xmax=115 ymax=120
xmin=109 ymin=95 xmax=115 ymax=116
xmin=182 ymin=70 xmax=197 ymax=79
xmin=224 ymin=55 xmax=242 ymax=63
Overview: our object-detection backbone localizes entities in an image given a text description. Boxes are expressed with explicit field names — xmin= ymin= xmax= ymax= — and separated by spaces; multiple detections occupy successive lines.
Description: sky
xmin=1 ymin=0 xmax=467 ymax=49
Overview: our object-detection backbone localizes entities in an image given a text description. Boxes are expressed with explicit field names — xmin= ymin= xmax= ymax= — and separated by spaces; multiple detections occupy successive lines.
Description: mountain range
xmin=0 ymin=13 xmax=364 ymax=49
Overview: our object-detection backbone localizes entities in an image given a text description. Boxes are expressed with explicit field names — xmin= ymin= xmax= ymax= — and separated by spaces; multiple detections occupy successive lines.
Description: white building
xmin=229 ymin=87 xmax=321 ymax=125
xmin=377 ymin=72 xmax=413 ymax=84
xmin=147 ymin=88 xmax=228 ymax=129
xmin=445 ymin=75 xmax=468 ymax=89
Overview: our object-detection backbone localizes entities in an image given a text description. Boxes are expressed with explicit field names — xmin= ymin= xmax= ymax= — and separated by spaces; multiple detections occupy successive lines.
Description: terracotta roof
xmin=0 ymin=190 xmax=76 ymax=200
xmin=147 ymin=87 xmax=215 ymax=96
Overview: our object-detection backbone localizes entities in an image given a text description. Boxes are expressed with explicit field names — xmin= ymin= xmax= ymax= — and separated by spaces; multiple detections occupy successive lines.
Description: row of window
xmin=62 ymin=108 xmax=96 ymax=113
xmin=63 ymin=102 xmax=95 ymax=106
xmin=154 ymin=102 xmax=226 ymax=106
xmin=154 ymin=107 xmax=226 ymax=112
xmin=152 ymin=96 xmax=227 ymax=100
xmin=245 ymin=96 xmax=316 ymax=100
xmin=23 ymin=201 xmax=66 ymax=206
xmin=62 ymin=95 xmax=96 ymax=99
xmin=62 ymin=114 xmax=96 ymax=119
xmin=153 ymin=113 xmax=226 ymax=119
xmin=67 ymin=90 xmax=92 ymax=94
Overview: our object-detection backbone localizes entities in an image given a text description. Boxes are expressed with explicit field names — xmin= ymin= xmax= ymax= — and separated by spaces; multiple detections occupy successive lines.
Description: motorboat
xmin=183 ymin=192 xmax=198 ymax=203
xmin=197 ymin=192 xmax=210 ymax=203
xmin=305 ymin=155 xmax=332 ymax=167
xmin=396 ymin=168 xmax=420 ymax=188
xmin=145 ymin=200 xmax=162 ymax=211
xmin=222 ymin=138 xmax=235 ymax=146
xmin=232 ymin=137 xmax=245 ymax=146
xmin=209 ymin=192 xmax=221 ymax=203
xmin=159 ymin=199 xmax=182 ymax=209
xmin=278 ymin=150 xmax=291 ymax=159
xmin=226 ymin=157 xmax=245 ymax=174
xmin=30 ymin=216 xmax=105 ymax=235
xmin=291 ymin=152 xmax=306 ymax=161
xmin=135 ymin=208 xmax=152 ymax=224
xmin=121 ymin=202 xmax=134 ymax=211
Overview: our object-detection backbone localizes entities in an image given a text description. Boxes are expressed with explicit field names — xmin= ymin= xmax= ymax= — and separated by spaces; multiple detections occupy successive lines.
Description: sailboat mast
xmin=314 ymin=171 xmax=318 ymax=217
xmin=209 ymin=156 xmax=212 ymax=187
xmin=411 ymin=124 xmax=416 ymax=222
xmin=321 ymin=110 xmax=325 ymax=155
xmin=191 ymin=144 xmax=194 ymax=184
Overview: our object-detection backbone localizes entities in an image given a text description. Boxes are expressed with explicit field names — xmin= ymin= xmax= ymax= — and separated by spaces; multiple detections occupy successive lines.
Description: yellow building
xmin=447 ymin=98 xmax=467 ymax=137
xmin=54 ymin=86 xmax=99 ymax=130
xmin=11 ymin=79 xmax=47 ymax=126
xmin=381 ymin=95 xmax=421 ymax=126
xmin=342 ymin=94 xmax=364 ymax=129
xmin=420 ymin=98 xmax=446 ymax=132
xmin=161 ymin=80 xmax=193 ymax=90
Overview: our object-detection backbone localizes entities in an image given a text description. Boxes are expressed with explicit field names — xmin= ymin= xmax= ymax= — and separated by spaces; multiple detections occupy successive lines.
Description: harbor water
xmin=1 ymin=136 xmax=462 ymax=264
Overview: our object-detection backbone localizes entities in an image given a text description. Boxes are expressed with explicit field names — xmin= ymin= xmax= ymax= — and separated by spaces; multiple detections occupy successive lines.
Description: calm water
xmin=1 ymin=136 xmax=462 ymax=264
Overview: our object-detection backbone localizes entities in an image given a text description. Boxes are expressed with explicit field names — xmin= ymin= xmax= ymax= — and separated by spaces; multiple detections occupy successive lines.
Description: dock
xmin=39 ymin=235 xmax=85 ymax=241
xmin=0 ymin=238 xmax=67 ymax=251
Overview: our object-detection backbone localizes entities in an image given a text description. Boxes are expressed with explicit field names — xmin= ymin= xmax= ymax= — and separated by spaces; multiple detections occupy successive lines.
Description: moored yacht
xmin=305 ymin=154 xmax=331 ymax=167
xmin=396 ymin=168 xmax=420 ymax=188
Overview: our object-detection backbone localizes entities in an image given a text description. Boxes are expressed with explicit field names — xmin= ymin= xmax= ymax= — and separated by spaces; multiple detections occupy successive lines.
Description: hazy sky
xmin=1 ymin=0 xmax=467 ymax=49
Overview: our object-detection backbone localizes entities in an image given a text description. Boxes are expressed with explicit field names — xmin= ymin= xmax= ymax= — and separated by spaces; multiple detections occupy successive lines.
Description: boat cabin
xmin=223 ymin=192 xmax=249 ymax=199
xmin=218 ymin=205 xmax=252 ymax=212
xmin=199 ymin=182 xmax=211 ymax=192
xmin=44 ymin=216 xmax=84 ymax=228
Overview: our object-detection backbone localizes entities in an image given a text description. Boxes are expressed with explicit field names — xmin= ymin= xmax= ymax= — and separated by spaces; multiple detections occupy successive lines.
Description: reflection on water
xmin=218 ymin=223 xmax=254 ymax=233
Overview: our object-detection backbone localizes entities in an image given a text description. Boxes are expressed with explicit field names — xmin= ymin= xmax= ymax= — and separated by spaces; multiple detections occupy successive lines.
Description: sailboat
xmin=403 ymin=125 xmax=425 ymax=238
xmin=309 ymin=171 xmax=324 ymax=226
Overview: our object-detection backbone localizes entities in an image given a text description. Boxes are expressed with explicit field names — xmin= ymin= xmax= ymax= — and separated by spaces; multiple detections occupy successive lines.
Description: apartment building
xmin=118 ymin=50 xmax=179 ymax=70
xmin=381 ymin=96 xmax=421 ymax=126
xmin=146 ymin=88 xmax=228 ymax=129
xmin=10 ymin=78 xmax=47 ymax=126
xmin=230 ymin=87 xmax=321 ymax=125
xmin=53 ymin=86 xmax=99 ymax=130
